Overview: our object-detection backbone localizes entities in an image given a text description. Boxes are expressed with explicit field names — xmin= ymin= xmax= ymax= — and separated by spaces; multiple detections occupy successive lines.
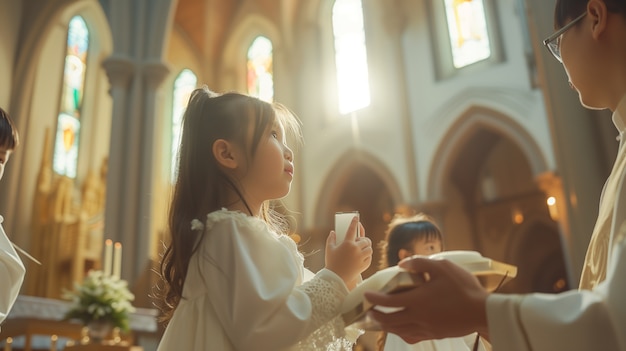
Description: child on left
xmin=157 ymin=87 xmax=373 ymax=351
xmin=0 ymin=107 xmax=26 ymax=325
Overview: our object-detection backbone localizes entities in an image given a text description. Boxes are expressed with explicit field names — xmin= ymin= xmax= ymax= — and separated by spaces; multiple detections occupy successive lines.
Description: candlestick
xmin=103 ymin=239 xmax=112 ymax=276
xmin=113 ymin=242 xmax=122 ymax=279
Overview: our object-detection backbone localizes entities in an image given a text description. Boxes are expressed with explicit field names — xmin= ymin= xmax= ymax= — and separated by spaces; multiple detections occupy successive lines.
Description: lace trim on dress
xmin=296 ymin=276 xmax=360 ymax=350
xmin=204 ymin=208 xmax=269 ymax=234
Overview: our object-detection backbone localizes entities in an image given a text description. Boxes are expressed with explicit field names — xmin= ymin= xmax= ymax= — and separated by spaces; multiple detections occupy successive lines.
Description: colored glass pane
xmin=54 ymin=16 xmax=89 ymax=177
xmin=444 ymin=0 xmax=491 ymax=68
xmin=247 ymin=36 xmax=274 ymax=102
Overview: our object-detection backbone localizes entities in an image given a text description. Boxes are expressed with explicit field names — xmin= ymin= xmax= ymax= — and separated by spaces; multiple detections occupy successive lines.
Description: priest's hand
xmin=364 ymin=256 xmax=490 ymax=344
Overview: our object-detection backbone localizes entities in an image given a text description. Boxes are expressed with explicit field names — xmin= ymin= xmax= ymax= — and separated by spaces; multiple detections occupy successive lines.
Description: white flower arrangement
xmin=63 ymin=270 xmax=136 ymax=331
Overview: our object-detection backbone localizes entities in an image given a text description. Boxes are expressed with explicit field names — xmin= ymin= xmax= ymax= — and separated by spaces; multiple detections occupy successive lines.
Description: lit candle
xmin=103 ymin=239 xmax=113 ymax=276
xmin=113 ymin=242 xmax=122 ymax=278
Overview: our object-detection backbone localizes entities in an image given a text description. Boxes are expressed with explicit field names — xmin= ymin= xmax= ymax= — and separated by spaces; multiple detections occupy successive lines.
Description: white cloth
xmin=0 ymin=215 xmax=26 ymax=324
xmin=385 ymin=332 xmax=490 ymax=351
xmin=157 ymin=209 xmax=360 ymax=351
xmin=485 ymin=95 xmax=626 ymax=350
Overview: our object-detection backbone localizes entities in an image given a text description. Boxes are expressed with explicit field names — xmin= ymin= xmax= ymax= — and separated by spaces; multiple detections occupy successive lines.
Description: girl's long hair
xmin=158 ymin=87 xmax=301 ymax=322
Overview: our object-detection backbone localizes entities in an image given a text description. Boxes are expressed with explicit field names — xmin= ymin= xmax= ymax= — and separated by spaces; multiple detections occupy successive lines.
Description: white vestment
xmin=0 ymin=215 xmax=25 ymax=324
xmin=157 ymin=209 xmax=360 ymax=351
xmin=385 ymin=332 xmax=490 ymax=351
xmin=485 ymin=95 xmax=626 ymax=350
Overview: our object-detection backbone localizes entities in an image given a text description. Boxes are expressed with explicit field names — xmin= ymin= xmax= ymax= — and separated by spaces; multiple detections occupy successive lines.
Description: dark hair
xmin=554 ymin=0 xmax=626 ymax=28
xmin=0 ymin=107 xmax=18 ymax=150
xmin=158 ymin=87 xmax=302 ymax=322
xmin=379 ymin=213 xmax=443 ymax=269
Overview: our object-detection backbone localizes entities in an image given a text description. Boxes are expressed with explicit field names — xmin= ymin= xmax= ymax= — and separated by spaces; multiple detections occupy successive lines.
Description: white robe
xmin=0 ymin=215 xmax=25 ymax=324
xmin=485 ymin=95 xmax=626 ymax=350
xmin=385 ymin=332 xmax=490 ymax=351
xmin=157 ymin=209 xmax=360 ymax=351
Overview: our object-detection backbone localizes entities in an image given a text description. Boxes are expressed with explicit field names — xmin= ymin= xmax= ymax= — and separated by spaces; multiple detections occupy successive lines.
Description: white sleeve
xmin=0 ymin=223 xmax=25 ymax=324
xmin=197 ymin=216 xmax=351 ymax=350
xmin=486 ymin=231 xmax=626 ymax=351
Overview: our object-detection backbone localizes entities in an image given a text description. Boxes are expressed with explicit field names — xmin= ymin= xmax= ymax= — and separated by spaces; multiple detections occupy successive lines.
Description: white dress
xmin=485 ymin=95 xmax=626 ymax=350
xmin=0 ymin=215 xmax=25 ymax=324
xmin=385 ymin=332 xmax=490 ymax=351
xmin=157 ymin=209 xmax=360 ymax=351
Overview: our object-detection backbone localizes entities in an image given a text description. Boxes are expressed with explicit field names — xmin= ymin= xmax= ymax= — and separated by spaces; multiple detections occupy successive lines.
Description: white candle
xmin=103 ymin=239 xmax=113 ymax=276
xmin=113 ymin=242 xmax=122 ymax=278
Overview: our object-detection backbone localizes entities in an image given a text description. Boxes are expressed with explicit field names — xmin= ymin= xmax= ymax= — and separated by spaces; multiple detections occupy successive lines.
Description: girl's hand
xmin=325 ymin=216 xmax=372 ymax=290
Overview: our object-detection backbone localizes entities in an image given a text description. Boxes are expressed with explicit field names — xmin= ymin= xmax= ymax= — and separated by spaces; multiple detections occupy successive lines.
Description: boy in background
xmin=377 ymin=214 xmax=489 ymax=351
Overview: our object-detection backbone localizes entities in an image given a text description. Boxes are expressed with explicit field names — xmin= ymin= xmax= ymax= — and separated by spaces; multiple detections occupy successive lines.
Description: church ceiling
xmin=174 ymin=0 xmax=301 ymax=62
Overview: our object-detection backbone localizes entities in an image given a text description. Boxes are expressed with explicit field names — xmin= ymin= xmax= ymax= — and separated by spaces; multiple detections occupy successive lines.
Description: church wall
xmin=291 ymin=0 xmax=415 ymax=229
xmin=12 ymin=22 xmax=67 ymax=251
xmin=166 ymin=26 xmax=204 ymax=79
xmin=0 ymin=0 xmax=113 ymax=264
xmin=400 ymin=1 xmax=556 ymax=204
xmin=0 ymin=0 xmax=21 ymax=109
xmin=441 ymin=183 xmax=474 ymax=250
xmin=284 ymin=0 xmax=557 ymax=236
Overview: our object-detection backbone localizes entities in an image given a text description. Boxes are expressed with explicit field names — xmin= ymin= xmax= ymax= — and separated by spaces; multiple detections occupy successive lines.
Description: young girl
xmin=157 ymin=87 xmax=373 ymax=350
xmin=377 ymin=214 xmax=489 ymax=351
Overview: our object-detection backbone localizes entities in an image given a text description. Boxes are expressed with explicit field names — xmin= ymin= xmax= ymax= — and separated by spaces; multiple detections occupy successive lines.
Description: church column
xmin=378 ymin=1 xmax=419 ymax=206
xmin=99 ymin=0 xmax=174 ymax=284
xmin=525 ymin=0 xmax=611 ymax=280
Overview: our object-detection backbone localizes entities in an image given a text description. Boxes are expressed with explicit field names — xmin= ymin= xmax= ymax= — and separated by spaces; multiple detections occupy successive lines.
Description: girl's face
xmin=239 ymin=119 xmax=294 ymax=208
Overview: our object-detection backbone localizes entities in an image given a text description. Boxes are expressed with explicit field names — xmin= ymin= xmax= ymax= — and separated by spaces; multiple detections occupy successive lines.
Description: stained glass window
xmin=247 ymin=36 xmax=274 ymax=102
xmin=444 ymin=0 xmax=491 ymax=68
xmin=171 ymin=69 xmax=197 ymax=181
xmin=53 ymin=15 xmax=89 ymax=178
xmin=332 ymin=0 xmax=370 ymax=115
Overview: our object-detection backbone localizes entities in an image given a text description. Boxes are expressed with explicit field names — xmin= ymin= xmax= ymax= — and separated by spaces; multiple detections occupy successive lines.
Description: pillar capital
xmin=102 ymin=55 xmax=135 ymax=90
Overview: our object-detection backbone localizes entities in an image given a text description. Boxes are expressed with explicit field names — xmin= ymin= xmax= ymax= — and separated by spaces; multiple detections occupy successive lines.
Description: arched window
xmin=444 ymin=0 xmax=491 ymax=68
xmin=171 ymin=69 xmax=198 ymax=181
xmin=247 ymin=36 xmax=274 ymax=102
xmin=332 ymin=0 xmax=370 ymax=115
xmin=53 ymin=15 xmax=89 ymax=178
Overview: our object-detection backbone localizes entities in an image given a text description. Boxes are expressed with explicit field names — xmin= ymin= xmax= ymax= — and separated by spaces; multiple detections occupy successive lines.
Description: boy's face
xmin=0 ymin=147 xmax=12 ymax=181
xmin=411 ymin=237 xmax=443 ymax=256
